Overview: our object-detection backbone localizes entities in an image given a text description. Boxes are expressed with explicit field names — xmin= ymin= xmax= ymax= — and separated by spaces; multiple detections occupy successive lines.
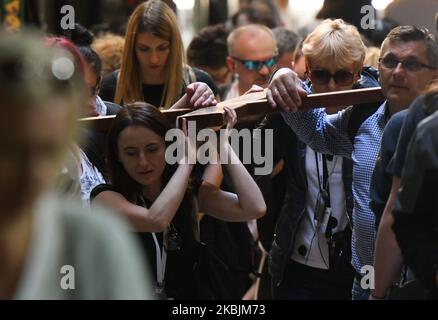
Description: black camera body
xmin=327 ymin=228 xmax=354 ymax=274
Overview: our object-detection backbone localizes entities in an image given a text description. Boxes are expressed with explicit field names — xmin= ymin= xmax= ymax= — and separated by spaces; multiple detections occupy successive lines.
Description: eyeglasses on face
xmin=232 ymin=56 xmax=278 ymax=71
xmin=379 ymin=56 xmax=437 ymax=72
xmin=309 ymin=69 xmax=355 ymax=86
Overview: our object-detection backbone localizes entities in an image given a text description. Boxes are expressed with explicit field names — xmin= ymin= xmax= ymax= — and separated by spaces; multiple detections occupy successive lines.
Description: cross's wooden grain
xmin=177 ymin=87 xmax=384 ymax=129
xmin=78 ymin=87 xmax=384 ymax=132
xmin=78 ymin=108 xmax=192 ymax=132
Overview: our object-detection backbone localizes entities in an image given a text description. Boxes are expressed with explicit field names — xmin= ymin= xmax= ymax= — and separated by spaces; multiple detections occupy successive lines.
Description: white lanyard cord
xmin=315 ymin=152 xmax=339 ymax=196
xmin=316 ymin=152 xmax=325 ymax=191
xmin=152 ymin=232 xmax=167 ymax=287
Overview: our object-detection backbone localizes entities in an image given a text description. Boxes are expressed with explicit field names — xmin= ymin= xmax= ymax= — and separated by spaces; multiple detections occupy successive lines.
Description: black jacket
xmin=392 ymin=96 xmax=438 ymax=297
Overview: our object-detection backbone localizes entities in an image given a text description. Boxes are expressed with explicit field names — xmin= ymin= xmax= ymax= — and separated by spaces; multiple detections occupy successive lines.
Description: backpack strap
xmin=347 ymin=66 xmax=382 ymax=143
xmin=346 ymin=102 xmax=382 ymax=144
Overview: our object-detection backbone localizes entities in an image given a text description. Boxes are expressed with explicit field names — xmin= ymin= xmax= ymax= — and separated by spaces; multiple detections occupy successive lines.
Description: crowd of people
xmin=1 ymin=0 xmax=438 ymax=300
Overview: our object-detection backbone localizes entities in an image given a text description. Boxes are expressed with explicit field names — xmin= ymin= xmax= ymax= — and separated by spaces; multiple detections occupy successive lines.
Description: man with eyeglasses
xmin=267 ymin=25 xmax=438 ymax=300
xmin=222 ymin=24 xmax=278 ymax=100
xmin=371 ymin=23 xmax=438 ymax=300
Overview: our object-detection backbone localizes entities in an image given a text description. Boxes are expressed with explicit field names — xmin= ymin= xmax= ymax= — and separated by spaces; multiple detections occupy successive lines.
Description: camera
xmin=327 ymin=228 xmax=353 ymax=273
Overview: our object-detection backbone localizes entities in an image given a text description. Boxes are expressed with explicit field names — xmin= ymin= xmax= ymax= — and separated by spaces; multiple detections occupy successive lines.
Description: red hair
xmin=45 ymin=36 xmax=86 ymax=77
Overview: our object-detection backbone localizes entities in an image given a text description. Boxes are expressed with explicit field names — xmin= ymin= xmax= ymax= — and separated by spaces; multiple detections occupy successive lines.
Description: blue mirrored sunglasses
xmin=232 ymin=56 xmax=278 ymax=71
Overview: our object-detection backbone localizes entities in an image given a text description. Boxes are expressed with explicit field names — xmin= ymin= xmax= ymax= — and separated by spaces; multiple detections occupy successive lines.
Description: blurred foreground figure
xmin=0 ymin=32 xmax=153 ymax=300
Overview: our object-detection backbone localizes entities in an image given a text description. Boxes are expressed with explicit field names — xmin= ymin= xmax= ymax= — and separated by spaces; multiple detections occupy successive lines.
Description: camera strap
xmin=315 ymin=152 xmax=331 ymax=208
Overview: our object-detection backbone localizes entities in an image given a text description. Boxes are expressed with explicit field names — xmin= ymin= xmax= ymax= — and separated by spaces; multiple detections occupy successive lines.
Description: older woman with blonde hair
xmin=99 ymin=0 xmax=218 ymax=109
xmin=265 ymin=18 xmax=380 ymax=300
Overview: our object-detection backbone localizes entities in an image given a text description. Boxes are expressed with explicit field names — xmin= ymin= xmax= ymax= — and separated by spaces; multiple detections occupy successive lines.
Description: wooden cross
xmin=177 ymin=87 xmax=385 ymax=129
xmin=78 ymin=87 xmax=384 ymax=132
xmin=78 ymin=108 xmax=192 ymax=132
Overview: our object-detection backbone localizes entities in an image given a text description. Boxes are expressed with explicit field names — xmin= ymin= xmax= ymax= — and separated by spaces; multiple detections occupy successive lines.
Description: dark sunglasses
xmin=232 ymin=56 xmax=277 ymax=71
xmin=163 ymin=223 xmax=182 ymax=251
xmin=379 ymin=56 xmax=437 ymax=72
xmin=310 ymin=69 xmax=355 ymax=86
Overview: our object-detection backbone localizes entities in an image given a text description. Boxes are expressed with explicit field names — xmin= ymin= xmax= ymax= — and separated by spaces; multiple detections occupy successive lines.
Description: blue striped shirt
xmin=282 ymin=101 xmax=388 ymax=272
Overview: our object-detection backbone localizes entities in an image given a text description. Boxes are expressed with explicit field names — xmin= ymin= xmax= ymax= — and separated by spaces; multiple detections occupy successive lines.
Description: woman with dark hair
xmin=90 ymin=103 xmax=266 ymax=299
xmin=67 ymin=23 xmax=120 ymax=117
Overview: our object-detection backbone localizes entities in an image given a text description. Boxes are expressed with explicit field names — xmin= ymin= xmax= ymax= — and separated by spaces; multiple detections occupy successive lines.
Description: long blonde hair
xmin=115 ymin=0 xmax=186 ymax=109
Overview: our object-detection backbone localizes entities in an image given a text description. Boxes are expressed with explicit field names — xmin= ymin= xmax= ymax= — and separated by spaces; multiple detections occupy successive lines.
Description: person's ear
xmin=226 ymin=56 xmax=236 ymax=73
xmin=353 ymin=71 xmax=361 ymax=84
xmin=304 ymin=66 xmax=311 ymax=80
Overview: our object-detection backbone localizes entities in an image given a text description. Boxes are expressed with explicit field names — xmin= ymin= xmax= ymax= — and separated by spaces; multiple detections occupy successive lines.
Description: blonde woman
xmin=99 ymin=0 xmax=218 ymax=109
xmin=266 ymin=19 xmax=381 ymax=300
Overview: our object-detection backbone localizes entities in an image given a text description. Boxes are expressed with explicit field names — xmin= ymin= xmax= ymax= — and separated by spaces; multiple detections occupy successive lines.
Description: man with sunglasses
xmin=223 ymin=24 xmax=278 ymax=100
xmin=218 ymin=24 xmax=278 ymax=300
xmin=267 ymin=24 xmax=438 ymax=300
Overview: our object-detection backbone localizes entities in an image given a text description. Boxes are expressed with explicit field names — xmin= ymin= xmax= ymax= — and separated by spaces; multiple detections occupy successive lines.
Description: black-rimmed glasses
xmin=379 ymin=56 xmax=437 ymax=72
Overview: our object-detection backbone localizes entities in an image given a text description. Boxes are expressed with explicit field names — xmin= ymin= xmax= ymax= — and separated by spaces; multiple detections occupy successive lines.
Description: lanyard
xmin=316 ymin=152 xmax=325 ymax=191
xmin=315 ymin=152 xmax=333 ymax=207
xmin=152 ymin=232 xmax=167 ymax=293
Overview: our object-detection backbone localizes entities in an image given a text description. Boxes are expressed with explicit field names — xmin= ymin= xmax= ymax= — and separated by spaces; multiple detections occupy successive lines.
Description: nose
xmin=138 ymin=152 xmax=150 ymax=168
xmin=327 ymin=77 xmax=338 ymax=91
xmin=149 ymin=51 xmax=159 ymax=65
xmin=392 ymin=61 xmax=405 ymax=74
xmin=258 ymin=64 xmax=270 ymax=76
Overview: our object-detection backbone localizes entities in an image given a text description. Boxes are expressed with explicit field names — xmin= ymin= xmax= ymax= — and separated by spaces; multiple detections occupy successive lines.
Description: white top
xmin=224 ymin=79 xmax=240 ymax=100
xmin=291 ymin=145 xmax=349 ymax=269
xmin=95 ymin=95 xmax=107 ymax=116
xmin=79 ymin=148 xmax=105 ymax=207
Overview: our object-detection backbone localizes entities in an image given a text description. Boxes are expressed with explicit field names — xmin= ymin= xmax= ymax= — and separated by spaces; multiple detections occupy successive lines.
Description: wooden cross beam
xmin=78 ymin=108 xmax=192 ymax=132
xmin=78 ymin=87 xmax=384 ymax=132
xmin=177 ymin=87 xmax=385 ymax=129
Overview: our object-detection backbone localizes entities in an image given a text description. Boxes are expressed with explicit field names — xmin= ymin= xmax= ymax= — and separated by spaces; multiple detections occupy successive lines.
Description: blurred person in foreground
xmin=0 ymin=31 xmax=153 ymax=300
